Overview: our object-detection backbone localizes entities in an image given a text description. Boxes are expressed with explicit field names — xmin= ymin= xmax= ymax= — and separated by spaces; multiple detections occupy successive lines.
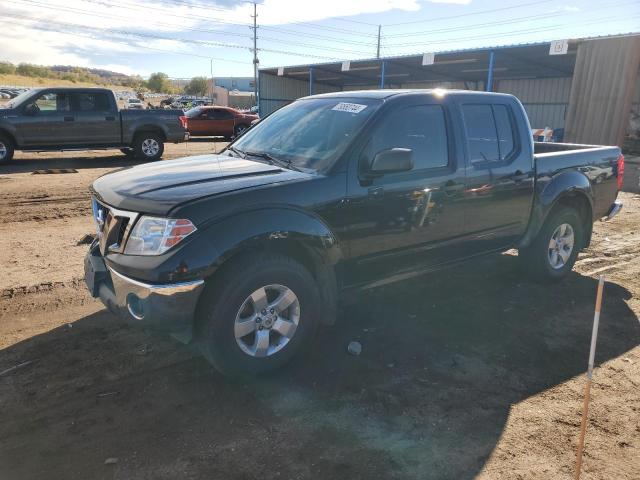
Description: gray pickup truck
xmin=0 ymin=87 xmax=187 ymax=163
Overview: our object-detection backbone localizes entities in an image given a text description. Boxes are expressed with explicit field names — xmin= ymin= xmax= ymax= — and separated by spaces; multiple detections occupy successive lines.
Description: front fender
xmin=203 ymin=207 xmax=342 ymax=274
xmin=518 ymin=170 xmax=594 ymax=248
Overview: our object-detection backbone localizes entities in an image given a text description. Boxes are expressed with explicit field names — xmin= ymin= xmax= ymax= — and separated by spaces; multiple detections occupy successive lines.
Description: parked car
xmin=84 ymin=90 xmax=624 ymax=377
xmin=126 ymin=98 xmax=144 ymax=110
xmin=185 ymin=106 xmax=259 ymax=139
xmin=0 ymin=87 xmax=187 ymax=163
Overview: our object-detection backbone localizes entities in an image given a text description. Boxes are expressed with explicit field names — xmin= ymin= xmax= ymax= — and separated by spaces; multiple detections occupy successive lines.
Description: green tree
xmin=0 ymin=61 xmax=16 ymax=74
xmin=147 ymin=72 xmax=171 ymax=93
xmin=184 ymin=76 xmax=209 ymax=96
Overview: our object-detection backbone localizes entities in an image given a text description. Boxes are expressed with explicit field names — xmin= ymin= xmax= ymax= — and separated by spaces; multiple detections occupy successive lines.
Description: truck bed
xmin=533 ymin=142 xmax=622 ymax=220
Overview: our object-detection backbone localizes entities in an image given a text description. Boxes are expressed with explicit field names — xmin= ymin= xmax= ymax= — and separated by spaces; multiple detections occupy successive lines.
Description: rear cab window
xmin=461 ymin=102 xmax=518 ymax=166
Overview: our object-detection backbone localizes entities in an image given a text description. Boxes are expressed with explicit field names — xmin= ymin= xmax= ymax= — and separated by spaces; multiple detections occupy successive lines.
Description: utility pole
xmin=376 ymin=24 xmax=381 ymax=59
xmin=251 ymin=1 xmax=259 ymax=106
xmin=210 ymin=58 xmax=213 ymax=103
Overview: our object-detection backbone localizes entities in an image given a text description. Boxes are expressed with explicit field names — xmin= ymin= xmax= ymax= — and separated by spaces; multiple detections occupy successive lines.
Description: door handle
xmin=105 ymin=116 xmax=116 ymax=121
xmin=368 ymin=186 xmax=384 ymax=197
xmin=63 ymin=116 xmax=74 ymax=122
xmin=511 ymin=170 xmax=529 ymax=182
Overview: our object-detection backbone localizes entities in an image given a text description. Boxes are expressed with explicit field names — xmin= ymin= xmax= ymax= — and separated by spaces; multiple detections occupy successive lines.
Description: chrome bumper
xmin=605 ymin=200 xmax=623 ymax=221
xmin=86 ymin=250 xmax=204 ymax=332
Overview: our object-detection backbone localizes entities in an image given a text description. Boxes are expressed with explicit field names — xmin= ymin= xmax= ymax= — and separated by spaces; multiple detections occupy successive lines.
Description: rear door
xmin=343 ymin=99 xmax=467 ymax=286
xmin=17 ymin=91 xmax=75 ymax=146
xmin=70 ymin=91 xmax=120 ymax=145
xmin=208 ymin=108 xmax=235 ymax=137
xmin=457 ymin=99 xmax=534 ymax=252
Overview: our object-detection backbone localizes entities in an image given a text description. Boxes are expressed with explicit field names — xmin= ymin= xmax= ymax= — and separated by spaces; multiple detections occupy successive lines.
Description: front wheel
xmin=197 ymin=254 xmax=321 ymax=377
xmin=0 ymin=135 xmax=15 ymax=164
xmin=234 ymin=124 xmax=248 ymax=137
xmin=518 ymin=206 xmax=584 ymax=282
xmin=133 ymin=133 xmax=164 ymax=161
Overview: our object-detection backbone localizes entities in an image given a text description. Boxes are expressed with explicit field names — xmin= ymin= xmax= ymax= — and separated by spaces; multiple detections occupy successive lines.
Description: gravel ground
xmin=0 ymin=147 xmax=638 ymax=480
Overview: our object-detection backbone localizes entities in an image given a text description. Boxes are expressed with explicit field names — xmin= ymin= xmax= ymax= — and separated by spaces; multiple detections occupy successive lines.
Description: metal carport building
xmin=258 ymin=33 xmax=640 ymax=147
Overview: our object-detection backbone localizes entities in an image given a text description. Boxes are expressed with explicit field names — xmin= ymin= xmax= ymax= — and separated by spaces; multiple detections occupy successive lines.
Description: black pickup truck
xmin=84 ymin=90 xmax=624 ymax=376
xmin=0 ymin=87 xmax=187 ymax=163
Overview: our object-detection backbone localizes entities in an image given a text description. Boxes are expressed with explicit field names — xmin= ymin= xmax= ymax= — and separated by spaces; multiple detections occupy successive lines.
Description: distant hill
xmin=0 ymin=61 xmax=145 ymax=89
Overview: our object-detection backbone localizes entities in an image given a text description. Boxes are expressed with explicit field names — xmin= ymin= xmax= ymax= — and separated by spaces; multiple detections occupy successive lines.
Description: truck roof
xmin=306 ymin=89 xmax=515 ymax=101
xmin=20 ymin=87 xmax=115 ymax=93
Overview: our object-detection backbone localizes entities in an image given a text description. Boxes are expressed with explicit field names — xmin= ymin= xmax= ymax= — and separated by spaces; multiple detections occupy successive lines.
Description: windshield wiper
xmin=226 ymin=146 xmax=246 ymax=159
xmin=244 ymin=151 xmax=299 ymax=171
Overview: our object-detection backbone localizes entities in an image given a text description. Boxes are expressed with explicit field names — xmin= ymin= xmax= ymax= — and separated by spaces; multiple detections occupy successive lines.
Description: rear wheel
xmin=519 ymin=206 xmax=584 ymax=282
xmin=0 ymin=135 xmax=15 ymax=164
xmin=197 ymin=253 xmax=321 ymax=377
xmin=133 ymin=133 xmax=164 ymax=161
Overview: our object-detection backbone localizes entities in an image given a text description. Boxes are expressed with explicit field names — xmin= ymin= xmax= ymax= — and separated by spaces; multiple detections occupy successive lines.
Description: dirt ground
xmin=0 ymin=146 xmax=638 ymax=480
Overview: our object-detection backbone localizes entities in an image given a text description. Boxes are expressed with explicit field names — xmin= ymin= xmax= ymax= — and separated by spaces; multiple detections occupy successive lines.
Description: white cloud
xmin=0 ymin=0 xmax=476 ymax=75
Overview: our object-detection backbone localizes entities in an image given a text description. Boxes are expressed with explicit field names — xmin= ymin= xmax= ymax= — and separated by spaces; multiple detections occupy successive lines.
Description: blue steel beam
xmin=486 ymin=50 xmax=495 ymax=92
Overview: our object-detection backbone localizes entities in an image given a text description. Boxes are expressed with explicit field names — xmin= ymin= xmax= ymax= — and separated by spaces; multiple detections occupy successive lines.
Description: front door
xmin=17 ymin=91 xmax=76 ymax=146
xmin=342 ymin=101 xmax=467 ymax=287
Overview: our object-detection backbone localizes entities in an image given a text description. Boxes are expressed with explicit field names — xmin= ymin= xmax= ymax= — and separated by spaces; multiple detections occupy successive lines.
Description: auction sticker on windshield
xmin=331 ymin=102 xmax=367 ymax=114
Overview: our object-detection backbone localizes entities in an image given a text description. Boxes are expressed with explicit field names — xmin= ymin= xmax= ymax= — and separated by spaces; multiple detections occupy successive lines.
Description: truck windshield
xmin=5 ymin=90 xmax=35 ymax=109
xmin=231 ymin=97 xmax=381 ymax=172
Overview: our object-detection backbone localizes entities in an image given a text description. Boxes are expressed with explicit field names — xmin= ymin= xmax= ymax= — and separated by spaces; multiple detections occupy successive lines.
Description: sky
xmin=1 ymin=0 xmax=639 ymax=79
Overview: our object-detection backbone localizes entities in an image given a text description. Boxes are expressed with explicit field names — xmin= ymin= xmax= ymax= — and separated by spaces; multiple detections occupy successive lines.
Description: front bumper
xmin=84 ymin=244 xmax=204 ymax=333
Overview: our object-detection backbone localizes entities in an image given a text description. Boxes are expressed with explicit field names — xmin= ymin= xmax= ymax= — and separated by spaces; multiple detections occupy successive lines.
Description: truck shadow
xmin=0 ymin=253 xmax=638 ymax=479
xmin=1 ymin=153 xmax=144 ymax=174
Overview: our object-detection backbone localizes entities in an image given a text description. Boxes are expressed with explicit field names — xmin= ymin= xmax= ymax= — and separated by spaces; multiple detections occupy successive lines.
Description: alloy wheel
xmin=234 ymin=284 xmax=300 ymax=357
xmin=548 ymin=223 xmax=575 ymax=269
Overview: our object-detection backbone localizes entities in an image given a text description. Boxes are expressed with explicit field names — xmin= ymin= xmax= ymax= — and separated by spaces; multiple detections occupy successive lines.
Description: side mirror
xmin=370 ymin=148 xmax=413 ymax=174
xmin=24 ymin=103 xmax=38 ymax=115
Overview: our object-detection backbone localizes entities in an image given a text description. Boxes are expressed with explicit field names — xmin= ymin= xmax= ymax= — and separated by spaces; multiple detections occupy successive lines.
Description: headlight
xmin=124 ymin=216 xmax=196 ymax=256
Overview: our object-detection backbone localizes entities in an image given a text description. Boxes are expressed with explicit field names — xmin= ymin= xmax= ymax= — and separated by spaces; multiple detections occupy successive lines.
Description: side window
xmin=365 ymin=104 xmax=449 ymax=172
xmin=492 ymin=104 xmax=516 ymax=160
xmin=72 ymin=93 xmax=111 ymax=112
xmin=461 ymin=104 xmax=499 ymax=164
xmin=33 ymin=92 xmax=70 ymax=112
xmin=462 ymin=103 xmax=518 ymax=164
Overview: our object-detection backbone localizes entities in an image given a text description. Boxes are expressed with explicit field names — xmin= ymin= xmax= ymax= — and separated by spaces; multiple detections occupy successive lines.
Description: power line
xmin=385 ymin=0 xmax=555 ymax=27
xmin=384 ymin=0 xmax=638 ymax=38
xmin=383 ymin=15 xmax=640 ymax=52
xmin=4 ymin=12 xmax=348 ymax=61
xmin=5 ymin=0 xmax=375 ymax=57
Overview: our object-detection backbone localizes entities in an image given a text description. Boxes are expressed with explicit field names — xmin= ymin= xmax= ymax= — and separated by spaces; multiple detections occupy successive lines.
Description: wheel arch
xmin=196 ymin=208 xmax=342 ymax=325
xmin=519 ymin=171 xmax=594 ymax=249
xmin=0 ymin=127 xmax=18 ymax=148
xmin=133 ymin=125 xmax=167 ymax=142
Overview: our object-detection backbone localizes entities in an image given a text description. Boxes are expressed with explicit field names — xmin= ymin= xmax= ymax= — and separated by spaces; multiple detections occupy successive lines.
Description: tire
xmin=234 ymin=124 xmax=249 ymax=137
xmin=0 ymin=135 xmax=15 ymax=164
xmin=519 ymin=206 xmax=584 ymax=282
xmin=133 ymin=133 xmax=164 ymax=161
xmin=120 ymin=147 xmax=134 ymax=157
xmin=197 ymin=253 xmax=321 ymax=377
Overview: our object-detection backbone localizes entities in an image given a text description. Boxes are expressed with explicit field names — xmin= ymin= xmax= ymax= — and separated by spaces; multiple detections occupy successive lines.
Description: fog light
xmin=126 ymin=293 xmax=145 ymax=320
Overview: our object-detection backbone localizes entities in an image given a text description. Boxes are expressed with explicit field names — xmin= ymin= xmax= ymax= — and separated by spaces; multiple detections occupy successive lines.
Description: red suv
xmin=185 ymin=106 xmax=258 ymax=139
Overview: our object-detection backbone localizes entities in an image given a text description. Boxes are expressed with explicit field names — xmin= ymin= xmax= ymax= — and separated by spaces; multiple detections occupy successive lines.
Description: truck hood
xmin=92 ymin=154 xmax=312 ymax=216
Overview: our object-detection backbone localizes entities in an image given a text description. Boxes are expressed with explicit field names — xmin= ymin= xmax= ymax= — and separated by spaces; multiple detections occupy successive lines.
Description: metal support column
xmin=486 ymin=50 xmax=495 ymax=92
xmin=309 ymin=67 xmax=314 ymax=95
xmin=380 ymin=60 xmax=386 ymax=89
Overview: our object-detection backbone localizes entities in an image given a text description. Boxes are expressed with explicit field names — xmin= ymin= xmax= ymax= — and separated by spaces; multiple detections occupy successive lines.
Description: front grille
xmin=91 ymin=197 xmax=138 ymax=255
